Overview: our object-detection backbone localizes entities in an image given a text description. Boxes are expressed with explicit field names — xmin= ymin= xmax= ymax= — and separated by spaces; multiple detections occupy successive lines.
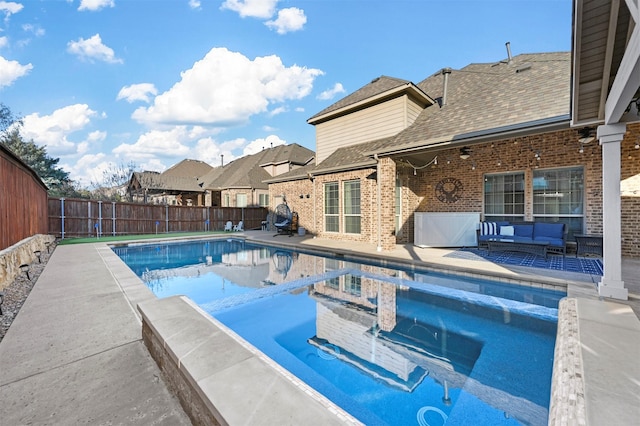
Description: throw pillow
xmin=500 ymin=225 xmax=515 ymax=236
xmin=480 ymin=222 xmax=497 ymax=235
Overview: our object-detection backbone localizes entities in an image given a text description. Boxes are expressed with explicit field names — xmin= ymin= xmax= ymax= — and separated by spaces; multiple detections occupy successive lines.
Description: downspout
xmin=374 ymin=153 xmax=382 ymax=252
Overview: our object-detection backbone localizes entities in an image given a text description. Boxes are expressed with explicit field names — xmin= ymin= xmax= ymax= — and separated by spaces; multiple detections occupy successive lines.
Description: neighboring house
xmin=267 ymin=49 xmax=640 ymax=267
xmin=200 ymin=143 xmax=314 ymax=207
xmin=128 ymin=170 xmax=206 ymax=206
xmin=127 ymin=144 xmax=314 ymax=208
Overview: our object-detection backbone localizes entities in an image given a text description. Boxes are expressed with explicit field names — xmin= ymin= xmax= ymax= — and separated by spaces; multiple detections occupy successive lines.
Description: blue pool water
xmin=113 ymin=238 xmax=563 ymax=426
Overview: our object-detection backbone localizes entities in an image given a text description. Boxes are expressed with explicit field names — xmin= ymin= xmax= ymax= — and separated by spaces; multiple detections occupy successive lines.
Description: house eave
xmin=307 ymin=83 xmax=435 ymax=125
xmin=368 ymin=114 xmax=571 ymax=157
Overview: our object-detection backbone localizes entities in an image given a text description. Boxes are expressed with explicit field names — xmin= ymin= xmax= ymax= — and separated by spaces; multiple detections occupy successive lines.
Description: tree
xmin=0 ymin=103 xmax=83 ymax=198
xmin=90 ymin=161 xmax=139 ymax=201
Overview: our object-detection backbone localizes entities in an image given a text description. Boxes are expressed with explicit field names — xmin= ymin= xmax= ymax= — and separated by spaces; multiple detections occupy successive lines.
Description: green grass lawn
xmin=57 ymin=231 xmax=227 ymax=245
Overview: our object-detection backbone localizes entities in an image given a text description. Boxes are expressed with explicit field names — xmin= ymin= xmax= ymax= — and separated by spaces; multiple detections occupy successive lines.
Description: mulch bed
xmin=0 ymin=242 xmax=57 ymax=343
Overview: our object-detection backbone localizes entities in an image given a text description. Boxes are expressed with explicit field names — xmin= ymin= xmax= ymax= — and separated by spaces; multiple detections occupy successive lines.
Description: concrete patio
xmin=0 ymin=231 xmax=638 ymax=425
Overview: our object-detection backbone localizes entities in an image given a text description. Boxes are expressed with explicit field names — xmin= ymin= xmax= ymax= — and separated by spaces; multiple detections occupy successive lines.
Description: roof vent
xmin=505 ymin=41 xmax=513 ymax=64
xmin=441 ymin=68 xmax=452 ymax=107
xmin=371 ymin=77 xmax=380 ymax=83
xmin=516 ymin=63 xmax=532 ymax=73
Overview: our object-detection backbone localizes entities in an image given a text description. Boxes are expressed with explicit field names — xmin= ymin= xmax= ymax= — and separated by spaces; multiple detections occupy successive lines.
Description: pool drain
xmin=317 ymin=343 xmax=340 ymax=360
xmin=416 ymin=406 xmax=448 ymax=426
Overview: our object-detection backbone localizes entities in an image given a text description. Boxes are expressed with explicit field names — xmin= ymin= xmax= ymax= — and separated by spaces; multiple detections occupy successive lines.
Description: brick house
xmin=267 ymin=50 xmax=639 ymax=275
xmin=200 ymin=143 xmax=314 ymax=207
xmin=128 ymin=144 xmax=314 ymax=208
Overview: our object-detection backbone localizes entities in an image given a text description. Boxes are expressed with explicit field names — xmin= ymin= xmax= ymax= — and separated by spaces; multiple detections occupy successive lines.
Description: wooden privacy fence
xmin=48 ymin=198 xmax=268 ymax=239
xmin=1 ymin=145 xmax=49 ymax=250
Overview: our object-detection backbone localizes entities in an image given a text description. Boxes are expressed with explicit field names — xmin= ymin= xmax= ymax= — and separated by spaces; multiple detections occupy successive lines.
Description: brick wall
xmin=268 ymin=178 xmax=314 ymax=232
xmin=269 ymin=125 xmax=640 ymax=257
xmin=621 ymin=123 xmax=640 ymax=257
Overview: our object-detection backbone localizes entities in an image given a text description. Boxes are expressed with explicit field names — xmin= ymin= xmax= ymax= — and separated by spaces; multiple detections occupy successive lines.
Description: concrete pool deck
xmin=0 ymin=231 xmax=638 ymax=424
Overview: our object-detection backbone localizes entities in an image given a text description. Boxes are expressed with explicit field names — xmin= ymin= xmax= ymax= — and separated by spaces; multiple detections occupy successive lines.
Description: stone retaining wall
xmin=0 ymin=234 xmax=56 ymax=291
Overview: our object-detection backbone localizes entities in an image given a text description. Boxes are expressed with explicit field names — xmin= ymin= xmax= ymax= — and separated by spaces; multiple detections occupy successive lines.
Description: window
xmin=344 ymin=262 xmax=362 ymax=296
xmin=324 ymin=258 xmax=340 ymax=290
xmin=324 ymin=182 xmax=339 ymax=232
xmin=484 ymin=172 xmax=525 ymax=221
xmin=343 ymin=180 xmax=361 ymax=234
xmin=223 ymin=194 xmax=230 ymax=207
xmin=258 ymin=193 xmax=269 ymax=207
xmin=236 ymin=193 xmax=247 ymax=208
xmin=533 ymin=167 xmax=584 ymax=239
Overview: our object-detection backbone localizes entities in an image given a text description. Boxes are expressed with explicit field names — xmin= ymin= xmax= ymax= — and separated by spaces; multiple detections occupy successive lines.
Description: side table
xmin=574 ymin=234 xmax=603 ymax=257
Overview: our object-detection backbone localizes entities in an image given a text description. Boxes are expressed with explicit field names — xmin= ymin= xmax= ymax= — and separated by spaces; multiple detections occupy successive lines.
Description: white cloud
xmin=243 ymin=134 xmax=285 ymax=156
xmin=0 ymin=55 xmax=33 ymax=87
xmin=262 ymin=125 xmax=277 ymax=132
xmin=112 ymin=127 xmax=192 ymax=161
xmin=78 ymin=0 xmax=115 ymax=12
xmin=0 ymin=1 xmax=23 ymax=21
xmin=265 ymin=7 xmax=306 ymax=34
xmin=20 ymin=104 xmax=97 ymax=155
xmin=117 ymin=83 xmax=158 ymax=103
xmin=220 ymin=0 xmax=278 ymax=19
xmin=132 ymin=47 xmax=323 ymax=126
xmin=22 ymin=24 xmax=45 ymax=37
xmin=188 ymin=0 xmax=201 ymax=10
xmin=0 ymin=36 xmax=7 ymax=48
xmin=317 ymin=83 xmax=345 ymax=100
xmin=67 ymin=33 xmax=123 ymax=64
xmin=63 ymin=152 xmax=107 ymax=185
xmin=268 ymin=106 xmax=287 ymax=116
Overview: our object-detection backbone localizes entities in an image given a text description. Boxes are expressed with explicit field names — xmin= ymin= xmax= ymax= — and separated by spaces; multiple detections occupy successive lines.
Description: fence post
xmin=61 ymin=198 xmax=65 ymax=239
xmin=98 ymin=200 xmax=103 ymax=237
xmin=112 ymin=202 xmax=116 ymax=236
xmin=165 ymin=204 xmax=169 ymax=233
xmin=87 ymin=200 xmax=92 ymax=237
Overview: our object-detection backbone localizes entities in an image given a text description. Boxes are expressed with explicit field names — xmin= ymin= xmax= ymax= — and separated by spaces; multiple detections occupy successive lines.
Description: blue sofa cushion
xmin=534 ymin=222 xmax=565 ymax=240
xmin=513 ymin=224 xmax=534 ymax=239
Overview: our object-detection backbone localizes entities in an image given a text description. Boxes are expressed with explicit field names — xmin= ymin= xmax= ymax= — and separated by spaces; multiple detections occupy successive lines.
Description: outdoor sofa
xmin=477 ymin=221 xmax=567 ymax=257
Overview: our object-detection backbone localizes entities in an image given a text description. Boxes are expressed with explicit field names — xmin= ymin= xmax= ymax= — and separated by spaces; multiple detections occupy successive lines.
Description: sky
xmin=0 ymin=0 xmax=572 ymax=187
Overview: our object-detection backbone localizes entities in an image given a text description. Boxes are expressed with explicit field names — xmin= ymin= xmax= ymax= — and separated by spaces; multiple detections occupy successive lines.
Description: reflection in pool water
xmin=114 ymin=238 xmax=562 ymax=425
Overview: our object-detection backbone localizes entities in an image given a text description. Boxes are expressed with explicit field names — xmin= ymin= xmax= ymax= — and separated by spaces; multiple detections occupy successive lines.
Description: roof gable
xmin=307 ymin=76 xmax=433 ymax=124
xmin=162 ymin=159 xmax=213 ymax=179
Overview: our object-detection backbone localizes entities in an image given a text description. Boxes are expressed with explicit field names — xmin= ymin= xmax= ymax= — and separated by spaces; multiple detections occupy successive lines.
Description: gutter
xmin=367 ymin=114 xmax=571 ymax=157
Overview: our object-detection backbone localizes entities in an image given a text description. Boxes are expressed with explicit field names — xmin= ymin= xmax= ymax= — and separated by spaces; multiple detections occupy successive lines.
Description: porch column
xmin=597 ymin=123 xmax=628 ymax=300
xmin=377 ymin=157 xmax=397 ymax=251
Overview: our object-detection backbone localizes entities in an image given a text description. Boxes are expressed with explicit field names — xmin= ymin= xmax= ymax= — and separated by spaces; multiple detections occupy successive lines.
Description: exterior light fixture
xmin=459 ymin=147 xmax=472 ymax=160
xmin=0 ymin=291 xmax=3 ymax=315
xmin=578 ymin=127 xmax=595 ymax=144
xmin=471 ymin=161 xmax=476 ymax=171
xmin=20 ymin=264 xmax=31 ymax=280
xmin=34 ymin=250 xmax=42 ymax=263
xmin=635 ymin=137 xmax=639 ymax=149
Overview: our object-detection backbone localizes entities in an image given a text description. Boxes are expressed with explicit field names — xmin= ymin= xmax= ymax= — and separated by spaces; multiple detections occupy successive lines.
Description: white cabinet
xmin=414 ymin=212 xmax=479 ymax=247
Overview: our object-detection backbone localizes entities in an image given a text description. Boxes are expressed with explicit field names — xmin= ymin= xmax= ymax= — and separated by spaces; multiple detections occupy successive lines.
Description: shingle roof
xmin=132 ymin=171 xmax=204 ymax=192
xmin=392 ymin=52 xmax=571 ymax=149
xmin=307 ymin=76 xmax=413 ymax=123
xmin=161 ymin=159 xmax=213 ymax=179
xmin=202 ymin=143 xmax=314 ymax=190
xmin=305 ymin=52 xmax=571 ymax=173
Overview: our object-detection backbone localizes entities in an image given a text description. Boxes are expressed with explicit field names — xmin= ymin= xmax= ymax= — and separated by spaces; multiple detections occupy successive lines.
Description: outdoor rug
xmin=445 ymin=248 xmax=604 ymax=275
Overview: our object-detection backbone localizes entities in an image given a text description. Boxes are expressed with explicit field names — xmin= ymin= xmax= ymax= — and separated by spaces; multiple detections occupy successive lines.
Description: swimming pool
xmin=114 ymin=238 xmax=563 ymax=425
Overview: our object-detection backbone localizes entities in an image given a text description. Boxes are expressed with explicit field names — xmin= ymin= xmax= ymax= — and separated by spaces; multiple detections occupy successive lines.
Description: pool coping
xmin=101 ymin=234 xmax=640 ymax=425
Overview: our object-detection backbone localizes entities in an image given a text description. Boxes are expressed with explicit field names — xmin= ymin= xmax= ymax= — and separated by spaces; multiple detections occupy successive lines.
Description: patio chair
xmin=224 ymin=221 xmax=233 ymax=232
xmin=233 ymin=221 xmax=244 ymax=232
xmin=274 ymin=203 xmax=293 ymax=236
